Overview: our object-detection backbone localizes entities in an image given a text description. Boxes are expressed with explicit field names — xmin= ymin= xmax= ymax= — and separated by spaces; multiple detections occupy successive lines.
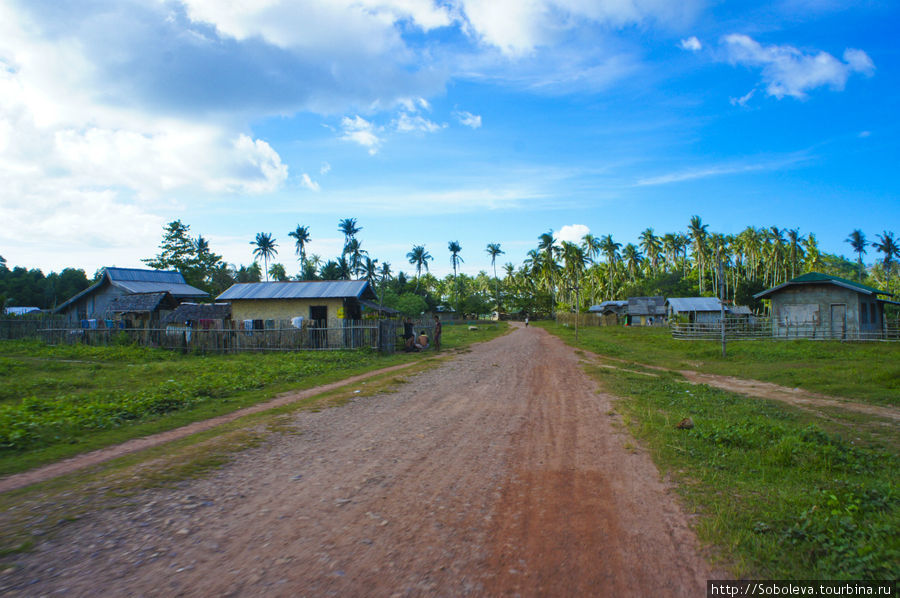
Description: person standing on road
xmin=524 ymin=315 xmax=529 ymax=327
xmin=433 ymin=315 xmax=442 ymax=350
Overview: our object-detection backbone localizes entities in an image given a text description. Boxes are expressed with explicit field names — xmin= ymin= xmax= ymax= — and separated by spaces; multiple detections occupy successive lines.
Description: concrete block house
xmin=754 ymin=272 xmax=896 ymax=339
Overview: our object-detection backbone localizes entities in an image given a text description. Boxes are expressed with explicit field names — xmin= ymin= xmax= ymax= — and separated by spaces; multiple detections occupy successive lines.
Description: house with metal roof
xmin=626 ymin=296 xmax=667 ymax=326
xmin=55 ymin=268 xmax=208 ymax=323
xmin=666 ymin=297 xmax=725 ymax=324
xmin=216 ymin=280 xmax=380 ymax=324
xmin=754 ymin=272 xmax=896 ymax=339
xmin=105 ymin=292 xmax=181 ymax=327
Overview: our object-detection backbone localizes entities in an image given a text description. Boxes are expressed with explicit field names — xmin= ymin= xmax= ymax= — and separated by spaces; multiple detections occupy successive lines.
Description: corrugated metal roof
xmin=54 ymin=267 xmax=207 ymax=313
xmin=112 ymin=280 xmax=207 ymax=297
xmin=164 ymin=302 xmax=232 ymax=324
xmin=4 ymin=307 xmax=42 ymax=315
xmin=106 ymin=292 xmax=169 ymax=313
xmin=105 ymin=267 xmax=187 ymax=284
xmin=754 ymin=271 xmax=892 ymax=299
xmin=216 ymin=280 xmax=373 ymax=301
xmin=667 ymin=297 xmax=723 ymax=313
xmin=588 ymin=300 xmax=627 ymax=313
xmin=627 ymin=296 xmax=666 ymax=316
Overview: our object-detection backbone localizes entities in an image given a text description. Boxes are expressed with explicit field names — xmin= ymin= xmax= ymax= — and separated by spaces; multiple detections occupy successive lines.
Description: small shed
xmin=164 ymin=303 xmax=232 ymax=329
xmin=667 ymin=297 xmax=725 ymax=324
xmin=753 ymin=272 xmax=895 ymax=339
xmin=105 ymin=292 xmax=179 ymax=327
xmin=589 ymin=300 xmax=628 ymax=326
xmin=626 ymin=296 xmax=666 ymax=326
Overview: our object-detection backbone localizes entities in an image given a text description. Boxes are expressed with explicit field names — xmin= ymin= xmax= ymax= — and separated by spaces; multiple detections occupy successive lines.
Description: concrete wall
xmin=769 ymin=283 xmax=882 ymax=338
xmin=229 ymin=298 xmax=345 ymax=323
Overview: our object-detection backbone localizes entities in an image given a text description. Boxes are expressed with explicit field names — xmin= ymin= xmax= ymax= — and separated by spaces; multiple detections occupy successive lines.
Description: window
xmin=860 ymin=303 xmax=868 ymax=325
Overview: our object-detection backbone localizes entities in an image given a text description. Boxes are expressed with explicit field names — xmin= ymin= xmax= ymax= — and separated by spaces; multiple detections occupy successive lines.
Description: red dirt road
xmin=0 ymin=323 xmax=714 ymax=597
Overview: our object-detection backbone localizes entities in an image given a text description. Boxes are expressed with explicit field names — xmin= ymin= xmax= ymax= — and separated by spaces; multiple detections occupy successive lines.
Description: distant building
xmin=4 ymin=307 xmax=42 ymax=316
xmin=588 ymin=300 xmax=628 ymax=326
xmin=666 ymin=297 xmax=725 ymax=324
xmin=754 ymin=272 xmax=896 ymax=339
xmin=625 ymin=296 xmax=667 ymax=326
xmin=54 ymin=268 xmax=207 ymax=324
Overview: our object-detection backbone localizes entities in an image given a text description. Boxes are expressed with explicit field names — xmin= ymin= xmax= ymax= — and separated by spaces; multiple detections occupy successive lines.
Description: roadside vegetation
xmin=543 ymin=322 xmax=898 ymax=579
xmin=0 ymin=322 xmax=505 ymax=477
xmin=542 ymin=322 xmax=899 ymax=406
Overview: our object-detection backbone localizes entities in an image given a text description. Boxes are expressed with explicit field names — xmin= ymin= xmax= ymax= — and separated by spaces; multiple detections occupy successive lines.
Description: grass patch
xmin=0 ymin=326 xmax=504 ymax=476
xmin=539 ymin=322 xmax=900 ymax=406
xmin=586 ymin=364 xmax=898 ymax=579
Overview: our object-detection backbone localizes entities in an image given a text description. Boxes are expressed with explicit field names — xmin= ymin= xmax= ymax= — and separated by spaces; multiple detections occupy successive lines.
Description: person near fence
xmin=405 ymin=330 xmax=429 ymax=352
xmin=433 ymin=315 xmax=442 ymax=350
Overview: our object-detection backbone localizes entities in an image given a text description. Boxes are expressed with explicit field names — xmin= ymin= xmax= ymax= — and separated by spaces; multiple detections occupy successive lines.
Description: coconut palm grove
xmin=2 ymin=218 xmax=897 ymax=318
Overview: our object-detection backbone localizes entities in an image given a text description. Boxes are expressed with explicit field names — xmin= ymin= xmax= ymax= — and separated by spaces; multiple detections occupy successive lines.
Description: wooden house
xmin=54 ymin=267 xmax=207 ymax=324
xmin=754 ymin=272 xmax=896 ymax=339
xmin=666 ymin=297 xmax=724 ymax=324
xmin=626 ymin=296 xmax=667 ymax=326
xmin=589 ymin=300 xmax=627 ymax=326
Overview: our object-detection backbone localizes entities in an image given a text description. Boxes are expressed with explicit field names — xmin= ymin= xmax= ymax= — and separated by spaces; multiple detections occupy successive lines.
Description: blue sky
xmin=1 ymin=0 xmax=897 ymax=278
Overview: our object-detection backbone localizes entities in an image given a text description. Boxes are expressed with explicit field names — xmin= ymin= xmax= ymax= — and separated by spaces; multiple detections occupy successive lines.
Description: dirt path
xmin=0 ymin=324 xmax=714 ymax=597
xmin=584 ymin=353 xmax=898 ymax=422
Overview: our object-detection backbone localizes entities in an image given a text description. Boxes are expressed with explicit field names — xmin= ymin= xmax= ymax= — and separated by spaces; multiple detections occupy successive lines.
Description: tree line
xmin=2 ymin=217 xmax=897 ymax=317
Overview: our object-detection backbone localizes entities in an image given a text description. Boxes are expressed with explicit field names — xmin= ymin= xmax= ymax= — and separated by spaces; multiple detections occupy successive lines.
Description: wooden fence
xmin=671 ymin=317 xmax=900 ymax=341
xmin=0 ymin=318 xmax=410 ymax=353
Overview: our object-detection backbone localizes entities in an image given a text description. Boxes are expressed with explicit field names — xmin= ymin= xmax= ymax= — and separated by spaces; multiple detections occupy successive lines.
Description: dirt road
xmin=1 ymin=323 xmax=713 ymax=597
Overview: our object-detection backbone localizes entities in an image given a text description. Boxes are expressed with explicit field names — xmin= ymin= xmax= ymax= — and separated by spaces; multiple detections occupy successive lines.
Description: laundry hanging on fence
xmin=291 ymin=316 xmax=304 ymax=329
xmin=253 ymin=319 xmax=264 ymax=330
xmin=243 ymin=319 xmax=253 ymax=330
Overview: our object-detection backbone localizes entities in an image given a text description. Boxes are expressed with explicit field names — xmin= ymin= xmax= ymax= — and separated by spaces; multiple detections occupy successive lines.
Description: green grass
xmin=538 ymin=322 xmax=900 ymax=406
xmin=593 ymin=365 xmax=898 ymax=579
xmin=0 ymin=323 xmax=507 ymax=477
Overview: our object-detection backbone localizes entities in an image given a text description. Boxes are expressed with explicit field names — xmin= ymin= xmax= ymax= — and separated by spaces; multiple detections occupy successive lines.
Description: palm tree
xmin=561 ymin=241 xmax=588 ymax=309
xmin=621 ymin=243 xmax=642 ymax=283
xmin=581 ymin=234 xmax=601 ymax=265
xmin=537 ymin=231 xmax=557 ymax=306
xmin=687 ymin=216 xmax=709 ymax=293
xmin=406 ymin=245 xmax=433 ymax=291
xmin=846 ymin=229 xmax=868 ymax=281
xmin=251 ymin=232 xmax=278 ymax=281
xmin=448 ymin=241 xmax=464 ymax=309
xmin=598 ymin=234 xmax=621 ymax=299
xmin=485 ymin=243 xmax=504 ymax=310
xmin=872 ymin=231 xmax=899 ymax=283
xmin=288 ymin=225 xmax=311 ymax=269
xmin=268 ymin=263 xmax=288 ymax=282
xmin=638 ymin=228 xmax=662 ymax=275
xmin=338 ymin=218 xmax=362 ymax=255
xmin=803 ymin=233 xmax=823 ymax=272
xmin=378 ymin=262 xmax=392 ymax=308
xmin=786 ymin=229 xmax=803 ymax=280
xmin=345 ymin=238 xmax=367 ymax=278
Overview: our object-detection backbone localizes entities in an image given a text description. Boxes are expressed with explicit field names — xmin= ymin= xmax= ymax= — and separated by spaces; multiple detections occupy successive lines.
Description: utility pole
xmin=718 ymin=257 xmax=726 ymax=357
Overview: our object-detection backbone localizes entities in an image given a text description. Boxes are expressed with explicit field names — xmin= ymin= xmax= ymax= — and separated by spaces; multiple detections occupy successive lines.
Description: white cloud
xmin=730 ymin=89 xmax=755 ymax=107
xmin=454 ymin=110 xmax=483 ymax=128
xmin=680 ymin=36 xmax=702 ymax=52
xmin=320 ymin=162 xmax=332 ymax=175
xmin=340 ymin=115 xmax=382 ymax=154
xmin=722 ymin=34 xmax=875 ymax=99
xmin=635 ymin=154 xmax=810 ymax=186
xmin=300 ymin=173 xmax=321 ymax=192
xmin=395 ymin=113 xmax=445 ymax=133
xmin=457 ymin=0 xmax=702 ymax=56
xmin=556 ymin=224 xmax=590 ymax=245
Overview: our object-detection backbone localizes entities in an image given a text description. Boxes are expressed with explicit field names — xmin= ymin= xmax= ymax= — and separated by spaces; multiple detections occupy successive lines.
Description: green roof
xmin=754 ymin=271 xmax=892 ymax=299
